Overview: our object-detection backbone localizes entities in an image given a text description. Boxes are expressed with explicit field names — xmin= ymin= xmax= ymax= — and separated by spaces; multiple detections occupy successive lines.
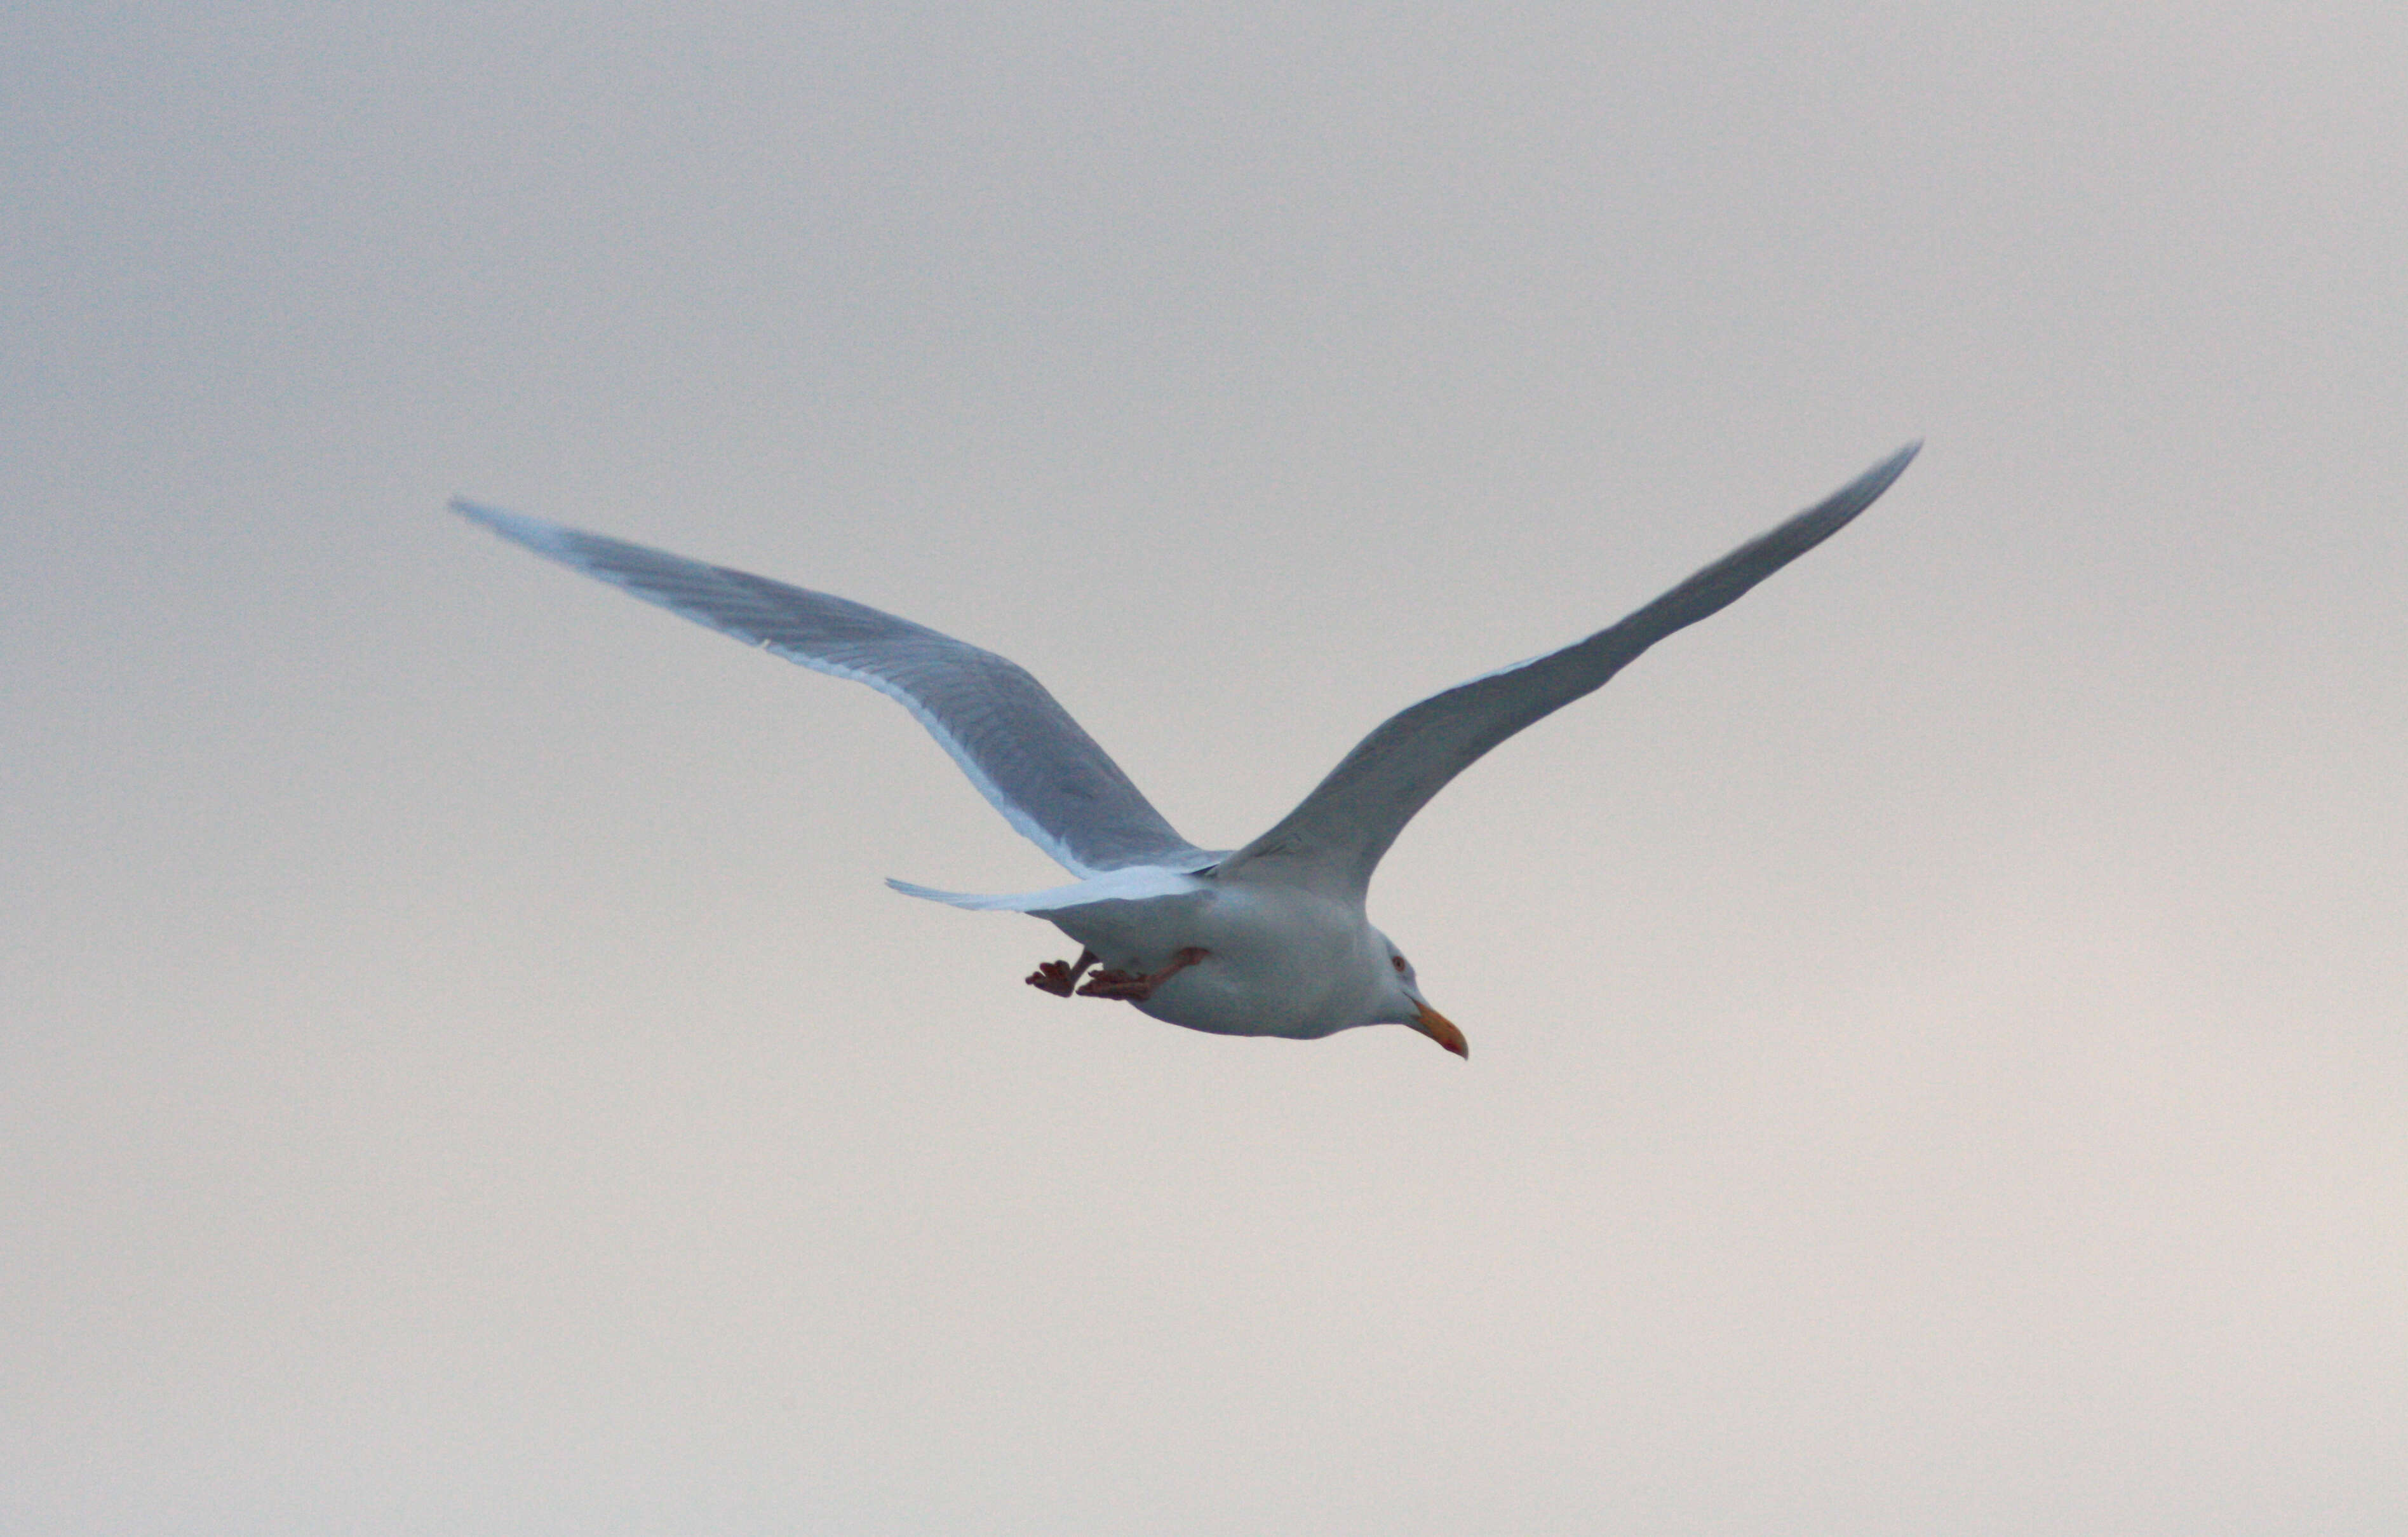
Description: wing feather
xmin=455 ymin=501 xmax=1207 ymax=877
xmin=1221 ymin=443 xmax=1920 ymax=897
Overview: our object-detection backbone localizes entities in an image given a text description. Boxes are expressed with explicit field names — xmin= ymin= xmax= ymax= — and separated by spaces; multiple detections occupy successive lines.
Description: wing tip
xmin=452 ymin=496 xmax=573 ymax=555
xmin=1850 ymin=439 xmax=1922 ymax=503
xmin=1792 ymin=439 xmax=1921 ymax=540
xmin=449 ymin=494 xmax=502 ymax=527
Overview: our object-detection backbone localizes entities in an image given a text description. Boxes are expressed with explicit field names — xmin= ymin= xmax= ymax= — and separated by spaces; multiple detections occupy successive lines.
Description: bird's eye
xmin=1390 ymin=953 xmax=1409 ymax=973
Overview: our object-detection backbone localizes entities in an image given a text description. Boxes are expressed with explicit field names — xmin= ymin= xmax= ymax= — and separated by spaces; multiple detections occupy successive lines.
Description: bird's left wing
xmin=455 ymin=501 xmax=1211 ymax=877
xmin=1220 ymin=443 xmax=1920 ymax=898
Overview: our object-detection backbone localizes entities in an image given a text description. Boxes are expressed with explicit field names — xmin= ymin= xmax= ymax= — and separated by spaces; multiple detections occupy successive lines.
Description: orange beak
xmin=1411 ymin=1001 xmax=1469 ymax=1059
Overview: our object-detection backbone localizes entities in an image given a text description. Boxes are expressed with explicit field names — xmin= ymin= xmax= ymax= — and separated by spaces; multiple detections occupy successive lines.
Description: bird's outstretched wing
xmin=1220 ymin=443 xmax=1921 ymax=898
xmin=455 ymin=502 xmax=1210 ymax=877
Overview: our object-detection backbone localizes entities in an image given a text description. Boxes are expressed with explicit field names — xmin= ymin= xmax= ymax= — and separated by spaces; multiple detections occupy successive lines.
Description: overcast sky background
xmin=6 ymin=3 xmax=2404 ymax=1532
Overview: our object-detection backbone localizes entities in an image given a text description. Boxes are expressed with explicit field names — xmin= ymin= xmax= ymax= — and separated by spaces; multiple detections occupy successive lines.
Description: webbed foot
xmin=1025 ymin=948 xmax=1099 ymax=996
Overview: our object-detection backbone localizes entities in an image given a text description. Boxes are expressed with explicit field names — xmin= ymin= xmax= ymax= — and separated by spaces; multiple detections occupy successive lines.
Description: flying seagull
xmin=457 ymin=442 xmax=1916 ymax=1060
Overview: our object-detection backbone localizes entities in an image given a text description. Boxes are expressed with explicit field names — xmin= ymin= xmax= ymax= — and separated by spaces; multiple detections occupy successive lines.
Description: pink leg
xmin=1077 ymin=947 xmax=1210 ymax=1003
xmin=1025 ymin=949 xmax=1098 ymax=997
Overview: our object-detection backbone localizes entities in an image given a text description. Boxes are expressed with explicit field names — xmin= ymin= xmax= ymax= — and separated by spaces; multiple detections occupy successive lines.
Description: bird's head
xmin=1377 ymin=937 xmax=1468 ymax=1059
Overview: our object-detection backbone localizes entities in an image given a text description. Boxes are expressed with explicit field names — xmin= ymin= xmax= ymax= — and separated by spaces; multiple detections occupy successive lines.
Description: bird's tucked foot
xmin=1077 ymin=947 xmax=1209 ymax=1003
xmin=1025 ymin=949 xmax=1099 ymax=997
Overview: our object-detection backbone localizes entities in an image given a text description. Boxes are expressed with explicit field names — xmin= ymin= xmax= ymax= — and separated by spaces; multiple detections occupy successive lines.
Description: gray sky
xmin=6 ymin=3 xmax=2404 ymax=1531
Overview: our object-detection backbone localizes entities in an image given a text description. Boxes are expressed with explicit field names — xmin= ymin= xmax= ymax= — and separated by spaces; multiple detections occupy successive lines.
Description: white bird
xmin=457 ymin=442 xmax=1917 ymax=1060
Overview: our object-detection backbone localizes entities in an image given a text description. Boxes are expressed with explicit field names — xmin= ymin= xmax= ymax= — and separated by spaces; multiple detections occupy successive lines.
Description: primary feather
xmin=452 ymin=500 xmax=1210 ymax=878
xmin=1219 ymin=442 xmax=1920 ymax=897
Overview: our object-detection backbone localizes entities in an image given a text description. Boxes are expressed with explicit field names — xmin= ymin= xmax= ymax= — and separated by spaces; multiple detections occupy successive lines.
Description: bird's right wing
xmin=456 ymin=501 xmax=1211 ymax=877
xmin=1220 ymin=443 xmax=1920 ymax=898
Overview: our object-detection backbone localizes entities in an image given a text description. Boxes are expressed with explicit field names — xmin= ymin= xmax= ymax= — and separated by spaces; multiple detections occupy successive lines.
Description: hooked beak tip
xmin=1413 ymin=1002 xmax=1469 ymax=1060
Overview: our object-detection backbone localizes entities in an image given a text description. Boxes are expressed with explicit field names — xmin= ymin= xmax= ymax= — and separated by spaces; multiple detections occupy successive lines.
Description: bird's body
xmin=459 ymin=442 xmax=1919 ymax=1059
xmin=1008 ymin=869 xmax=1401 ymax=1042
